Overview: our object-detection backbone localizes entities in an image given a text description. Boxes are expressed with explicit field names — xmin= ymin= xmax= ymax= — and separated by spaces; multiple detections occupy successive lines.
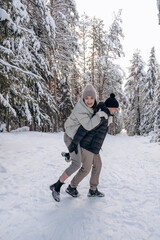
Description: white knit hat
xmin=82 ymin=84 xmax=97 ymax=99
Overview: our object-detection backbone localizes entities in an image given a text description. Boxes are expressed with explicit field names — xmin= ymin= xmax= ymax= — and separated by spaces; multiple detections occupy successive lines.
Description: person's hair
xmin=92 ymin=100 xmax=98 ymax=113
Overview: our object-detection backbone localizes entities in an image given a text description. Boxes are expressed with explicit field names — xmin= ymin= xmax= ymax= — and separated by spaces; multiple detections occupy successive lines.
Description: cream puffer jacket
xmin=64 ymin=98 xmax=101 ymax=138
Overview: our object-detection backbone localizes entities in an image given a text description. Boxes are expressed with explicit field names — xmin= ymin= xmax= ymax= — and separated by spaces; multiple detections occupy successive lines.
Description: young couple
xmin=50 ymin=84 xmax=119 ymax=202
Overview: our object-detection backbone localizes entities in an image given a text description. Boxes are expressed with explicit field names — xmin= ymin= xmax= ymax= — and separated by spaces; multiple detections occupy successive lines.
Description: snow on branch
xmin=0 ymin=8 xmax=11 ymax=21
xmin=0 ymin=59 xmax=42 ymax=79
xmin=0 ymin=94 xmax=16 ymax=116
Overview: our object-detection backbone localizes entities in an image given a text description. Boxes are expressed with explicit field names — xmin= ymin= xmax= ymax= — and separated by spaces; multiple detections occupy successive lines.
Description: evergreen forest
xmin=0 ymin=0 xmax=160 ymax=142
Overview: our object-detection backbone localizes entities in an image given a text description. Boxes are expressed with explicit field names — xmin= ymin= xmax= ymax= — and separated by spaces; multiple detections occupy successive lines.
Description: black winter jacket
xmin=72 ymin=102 xmax=110 ymax=154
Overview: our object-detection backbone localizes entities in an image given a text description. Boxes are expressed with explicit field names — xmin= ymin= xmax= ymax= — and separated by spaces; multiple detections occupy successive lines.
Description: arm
xmin=72 ymin=116 xmax=107 ymax=145
xmin=97 ymin=102 xmax=111 ymax=115
xmin=76 ymin=112 xmax=101 ymax=131
xmin=68 ymin=117 xmax=107 ymax=153
xmin=68 ymin=125 xmax=88 ymax=153
xmin=68 ymin=101 xmax=109 ymax=153
xmin=72 ymin=125 xmax=88 ymax=145
xmin=72 ymin=103 xmax=110 ymax=146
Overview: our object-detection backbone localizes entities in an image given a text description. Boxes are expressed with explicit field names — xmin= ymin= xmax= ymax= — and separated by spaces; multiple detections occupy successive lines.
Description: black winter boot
xmin=87 ymin=188 xmax=105 ymax=197
xmin=61 ymin=152 xmax=71 ymax=162
xmin=50 ymin=179 xmax=64 ymax=202
xmin=66 ymin=185 xmax=79 ymax=198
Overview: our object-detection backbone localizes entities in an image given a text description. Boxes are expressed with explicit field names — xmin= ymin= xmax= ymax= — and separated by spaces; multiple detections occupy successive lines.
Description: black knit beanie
xmin=105 ymin=93 xmax=119 ymax=108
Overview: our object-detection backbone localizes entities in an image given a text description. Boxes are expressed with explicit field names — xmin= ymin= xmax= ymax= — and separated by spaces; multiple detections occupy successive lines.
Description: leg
xmin=52 ymin=133 xmax=81 ymax=188
xmin=88 ymin=154 xmax=104 ymax=197
xmin=64 ymin=133 xmax=82 ymax=177
xmin=59 ymin=171 xmax=69 ymax=182
xmin=70 ymin=148 xmax=94 ymax=188
xmin=50 ymin=133 xmax=81 ymax=202
xmin=90 ymin=154 xmax=102 ymax=191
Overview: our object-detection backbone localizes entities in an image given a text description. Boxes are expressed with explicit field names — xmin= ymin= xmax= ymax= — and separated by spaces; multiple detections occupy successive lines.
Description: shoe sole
xmin=65 ymin=189 xmax=80 ymax=198
xmin=52 ymin=191 xmax=60 ymax=202
xmin=87 ymin=194 xmax=105 ymax=197
xmin=50 ymin=186 xmax=60 ymax=202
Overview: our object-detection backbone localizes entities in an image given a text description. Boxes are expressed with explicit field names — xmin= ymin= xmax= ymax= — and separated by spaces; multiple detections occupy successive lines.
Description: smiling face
xmin=84 ymin=96 xmax=95 ymax=108
xmin=107 ymin=107 xmax=118 ymax=115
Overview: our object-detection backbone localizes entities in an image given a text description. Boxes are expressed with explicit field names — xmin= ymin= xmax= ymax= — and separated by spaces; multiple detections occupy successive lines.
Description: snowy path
xmin=0 ymin=131 xmax=160 ymax=240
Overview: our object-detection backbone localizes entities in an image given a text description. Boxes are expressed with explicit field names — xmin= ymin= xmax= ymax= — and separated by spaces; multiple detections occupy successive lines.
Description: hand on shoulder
xmin=96 ymin=110 xmax=108 ymax=119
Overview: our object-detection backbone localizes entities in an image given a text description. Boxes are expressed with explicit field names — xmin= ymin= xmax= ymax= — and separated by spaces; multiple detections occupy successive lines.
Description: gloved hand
xmin=96 ymin=110 xmax=108 ymax=119
xmin=97 ymin=102 xmax=110 ymax=116
xmin=68 ymin=142 xmax=78 ymax=154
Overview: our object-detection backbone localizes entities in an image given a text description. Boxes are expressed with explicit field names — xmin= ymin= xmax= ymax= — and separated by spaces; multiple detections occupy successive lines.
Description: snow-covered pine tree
xmin=68 ymin=22 xmax=82 ymax=104
xmin=89 ymin=12 xmax=124 ymax=134
xmin=89 ymin=17 xmax=107 ymax=99
xmin=69 ymin=60 xmax=81 ymax=104
xmin=76 ymin=13 xmax=91 ymax=86
xmin=87 ymin=16 xmax=97 ymax=86
xmin=140 ymin=47 xmax=158 ymax=135
xmin=57 ymin=76 xmax=73 ymax=130
xmin=88 ymin=11 xmax=124 ymax=101
xmin=49 ymin=0 xmax=79 ymax=89
xmin=76 ymin=12 xmax=124 ymax=134
xmin=24 ymin=0 xmax=56 ymax=93
xmin=152 ymin=62 xmax=160 ymax=142
xmin=48 ymin=0 xmax=79 ymax=128
xmin=78 ymin=15 xmax=114 ymax=93
xmin=0 ymin=0 xmax=58 ymax=132
xmin=104 ymin=63 xmax=124 ymax=134
xmin=101 ymin=10 xmax=124 ymax=99
xmin=107 ymin=10 xmax=124 ymax=59
xmin=124 ymin=50 xmax=146 ymax=136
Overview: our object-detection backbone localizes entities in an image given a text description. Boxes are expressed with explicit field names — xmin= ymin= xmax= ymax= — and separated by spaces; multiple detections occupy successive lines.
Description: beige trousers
xmin=70 ymin=148 xmax=102 ymax=191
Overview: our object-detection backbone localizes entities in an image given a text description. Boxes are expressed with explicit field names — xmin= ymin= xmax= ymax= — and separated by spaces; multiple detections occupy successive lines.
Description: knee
xmin=74 ymin=160 xmax=81 ymax=170
xmin=81 ymin=166 xmax=91 ymax=176
xmin=94 ymin=162 xmax=102 ymax=172
xmin=65 ymin=159 xmax=82 ymax=176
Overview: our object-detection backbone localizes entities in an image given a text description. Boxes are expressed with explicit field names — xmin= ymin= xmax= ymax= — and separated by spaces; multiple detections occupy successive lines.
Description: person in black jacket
xmin=50 ymin=84 xmax=108 ymax=202
xmin=65 ymin=93 xmax=119 ymax=198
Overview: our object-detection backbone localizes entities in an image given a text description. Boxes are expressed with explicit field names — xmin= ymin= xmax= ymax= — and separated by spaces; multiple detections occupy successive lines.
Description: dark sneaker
xmin=66 ymin=185 xmax=79 ymax=198
xmin=50 ymin=184 xmax=60 ymax=202
xmin=61 ymin=152 xmax=71 ymax=162
xmin=87 ymin=188 xmax=105 ymax=197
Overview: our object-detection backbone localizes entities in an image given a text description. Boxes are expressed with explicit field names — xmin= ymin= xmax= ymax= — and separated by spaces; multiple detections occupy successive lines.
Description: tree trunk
xmin=6 ymin=108 xmax=9 ymax=132
xmin=91 ymin=27 xmax=95 ymax=85
xmin=48 ymin=48 xmax=53 ymax=93
xmin=54 ymin=70 xmax=57 ymax=100
xmin=74 ymin=76 xmax=78 ymax=103
xmin=99 ymin=88 xmax=103 ymax=101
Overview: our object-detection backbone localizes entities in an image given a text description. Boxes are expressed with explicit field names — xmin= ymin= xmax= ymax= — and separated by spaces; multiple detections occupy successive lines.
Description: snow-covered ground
xmin=0 ymin=130 xmax=160 ymax=240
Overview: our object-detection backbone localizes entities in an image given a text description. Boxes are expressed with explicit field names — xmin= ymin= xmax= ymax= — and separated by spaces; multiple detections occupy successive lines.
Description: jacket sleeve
xmin=97 ymin=102 xmax=111 ymax=116
xmin=72 ymin=117 xmax=107 ymax=145
xmin=72 ymin=125 xmax=88 ymax=145
xmin=74 ymin=109 xmax=101 ymax=131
